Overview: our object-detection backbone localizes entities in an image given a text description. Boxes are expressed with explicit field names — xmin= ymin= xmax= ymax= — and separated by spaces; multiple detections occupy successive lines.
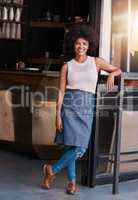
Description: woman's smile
xmin=74 ymin=38 xmax=89 ymax=56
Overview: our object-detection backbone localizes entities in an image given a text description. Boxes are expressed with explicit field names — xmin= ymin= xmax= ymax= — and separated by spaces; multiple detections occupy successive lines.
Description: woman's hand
xmin=55 ymin=115 xmax=63 ymax=132
xmin=95 ymin=57 xmax=122 ymax=92
xmin=106 ymin=73 xmax=115 ymax=92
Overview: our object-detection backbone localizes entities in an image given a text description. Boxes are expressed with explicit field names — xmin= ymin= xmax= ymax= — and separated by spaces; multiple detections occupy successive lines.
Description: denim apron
xmin=55 ymin=89 xmax=95 ymax=148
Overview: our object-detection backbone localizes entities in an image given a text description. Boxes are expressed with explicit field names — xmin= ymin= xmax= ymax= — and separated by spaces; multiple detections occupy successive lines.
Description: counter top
xmin=1 ymin=71 xmax=138 ymax=79
xmin=0 ymin=70 xmax=60 ymax=77
xmin=0 ymin=71 xmax=138 ymax=86
xmin=0 ymin=70 xmax=59 ymax=87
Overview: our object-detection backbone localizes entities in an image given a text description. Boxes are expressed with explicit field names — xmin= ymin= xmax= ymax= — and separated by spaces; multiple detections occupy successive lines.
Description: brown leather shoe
xmin=66 ymin=182 xmax=76 ymax=195
xmin=41 ymin=164 xmax=55 ymax=189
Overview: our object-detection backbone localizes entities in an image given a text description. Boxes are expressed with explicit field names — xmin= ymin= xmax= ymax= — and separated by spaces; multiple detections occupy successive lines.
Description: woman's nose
xmin=79 ymin=43 xmax=84 ymax=47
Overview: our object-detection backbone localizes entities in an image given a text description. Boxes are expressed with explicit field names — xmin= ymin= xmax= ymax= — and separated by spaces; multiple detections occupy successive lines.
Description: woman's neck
xmin=74 ymin=55 xmax=87 ymax=63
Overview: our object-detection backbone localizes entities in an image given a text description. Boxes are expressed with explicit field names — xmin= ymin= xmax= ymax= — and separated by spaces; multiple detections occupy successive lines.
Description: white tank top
xmin=66 ymin=56 xmax=98 ymax=93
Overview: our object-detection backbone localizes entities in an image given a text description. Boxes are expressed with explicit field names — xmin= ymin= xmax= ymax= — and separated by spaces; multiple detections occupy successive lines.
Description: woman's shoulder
xmin=67 ymin=58 xmax=74 ymax=65
xmin=95 ymin=57 xmax=105 ymax=63
xmin=88 ymin=55 xmax=97 ymax=61
xmin=60 ymin=58 xmax=74 ymax=71
xmin=60 ymin=63 xmax=68 ymax=72
xmin=88 ymin=56 xmax=98 ymax=64
xmin=88 ymin=56 xmax=102 ymax=72
xmin=88 ymin=56 xmax=101 ymax=61
xmin=94 ymin=57 xmax=107 ymax=71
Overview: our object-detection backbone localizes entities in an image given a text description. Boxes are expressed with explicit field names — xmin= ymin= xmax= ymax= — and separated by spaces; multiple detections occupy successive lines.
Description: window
xmin=111 ymin=0 xmax=138 ymax=72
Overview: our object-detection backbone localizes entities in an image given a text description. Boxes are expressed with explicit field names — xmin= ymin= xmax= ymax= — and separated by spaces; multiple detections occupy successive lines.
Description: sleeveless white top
xmin=66 ymin=56 xmax=98 ymax=93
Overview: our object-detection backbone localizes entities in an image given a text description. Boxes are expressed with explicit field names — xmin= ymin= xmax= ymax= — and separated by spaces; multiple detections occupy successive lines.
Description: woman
xmin=41 ymin=23 xmax=122 ymax=195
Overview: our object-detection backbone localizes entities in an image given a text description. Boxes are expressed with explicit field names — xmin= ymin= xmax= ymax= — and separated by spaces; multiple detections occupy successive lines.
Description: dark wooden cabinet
xmin=0 ymin=0 xmax=28 ymax=69
xmin=26 ymin=0 xmax=90 ymax=71
xmin=0 ymin=0 xmax=101 ymax=71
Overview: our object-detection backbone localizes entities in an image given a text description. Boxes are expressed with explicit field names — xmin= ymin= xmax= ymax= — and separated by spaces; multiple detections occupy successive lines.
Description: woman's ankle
xmin=47 ymin=165 xmax=55 ymax=176
xmin=66 ymin=181 xmax=76 ymax=195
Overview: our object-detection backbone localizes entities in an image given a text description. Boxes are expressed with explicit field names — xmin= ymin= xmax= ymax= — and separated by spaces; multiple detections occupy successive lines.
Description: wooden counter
xmin=0 ymin=70 xmax=61 ymax=158
xmin=1 ymin=71 xmax=138 ymax=159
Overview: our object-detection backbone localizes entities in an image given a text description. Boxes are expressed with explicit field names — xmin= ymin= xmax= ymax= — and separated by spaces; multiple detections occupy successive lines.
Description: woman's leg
xmin=62 ymin=146 xmax=76 ymax=181
xmin=65 ymin=146 xmax=86 ymax=194
xmin=42 ymin=145 xmax=86 ymax=191
xmin=66 ymin=146 xmax=86 ymax=182
xmin=52 ymin=146 xmax=86 ymax=178
xmin=67 ymin=160 xmax=76 ymax=182
xmin=63 ymin=146 xmax=76 ymax=182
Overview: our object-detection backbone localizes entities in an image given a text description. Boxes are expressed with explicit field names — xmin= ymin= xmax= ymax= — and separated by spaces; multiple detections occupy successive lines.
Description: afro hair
xmin=63 ymin=22 xmax=98 ymax=61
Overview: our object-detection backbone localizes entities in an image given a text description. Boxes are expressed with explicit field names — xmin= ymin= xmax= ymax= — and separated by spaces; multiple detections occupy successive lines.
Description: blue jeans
xmin=52 ymin=146 xmax=86 ymax=182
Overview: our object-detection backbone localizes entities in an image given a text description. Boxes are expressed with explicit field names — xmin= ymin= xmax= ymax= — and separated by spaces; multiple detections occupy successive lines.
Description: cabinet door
xmin=32 ymin=101 xmax=56 ymax=145
xmin=0 ymin=90 xmax=14 ymax=141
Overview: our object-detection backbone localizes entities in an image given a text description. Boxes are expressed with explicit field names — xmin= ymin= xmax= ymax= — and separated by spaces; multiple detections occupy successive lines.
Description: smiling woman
xmin=41 ymin=23 xmax=121 ymax=194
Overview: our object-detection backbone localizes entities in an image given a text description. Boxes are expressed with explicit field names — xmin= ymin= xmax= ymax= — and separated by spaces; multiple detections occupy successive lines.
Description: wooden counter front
xmin=0 ymin=70 xmax=61 ymax=158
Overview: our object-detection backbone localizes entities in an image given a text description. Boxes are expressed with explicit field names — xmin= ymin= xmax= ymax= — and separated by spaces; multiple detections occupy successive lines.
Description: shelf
xmin=30 ymin=21 xmax=66 ymax=28
xmin=0 ymin=19 xmax=25 ymax=24
xmin=0 ymin=2 xmax=27 ymax=8
xmin=0 ymin=38 xmax=24 ymax=41
xmin=30 ymin=21 xmax=84 ymax=29
xmin=27 ymin=57 xmax=63 ymax=65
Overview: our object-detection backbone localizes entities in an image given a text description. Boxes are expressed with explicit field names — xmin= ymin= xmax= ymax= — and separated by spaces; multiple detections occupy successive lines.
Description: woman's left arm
xmin=95 ymin=57 xmax=122 ymax=91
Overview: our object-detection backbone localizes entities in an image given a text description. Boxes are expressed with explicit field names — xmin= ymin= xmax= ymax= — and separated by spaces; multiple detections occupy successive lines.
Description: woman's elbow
xmin=118 ymin=68 xmax=122 ymax=75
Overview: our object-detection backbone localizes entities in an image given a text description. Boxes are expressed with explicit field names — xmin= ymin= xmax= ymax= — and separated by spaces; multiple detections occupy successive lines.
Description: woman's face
xmin=74 ymin=38 xmax=89 ymax=56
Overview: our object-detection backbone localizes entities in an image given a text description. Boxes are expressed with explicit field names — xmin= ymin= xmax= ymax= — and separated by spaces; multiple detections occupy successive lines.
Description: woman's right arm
xmin=56 ymin=63 xmax=68 ymax=131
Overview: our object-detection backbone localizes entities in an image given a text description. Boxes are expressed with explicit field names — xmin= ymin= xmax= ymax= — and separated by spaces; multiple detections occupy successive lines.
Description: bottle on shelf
xmin=0 ymin=26 xmax=2 ymax=38
xmin=1 ymin=22 xmax=6 ymax=38
xmin=10 ymin=22 xmax=16 ymax=38
xmin=44 ymin=51 xmax=50 ymax=59
xmin=9 ymin=7 xmax=14 ymax=21
xmin=45 ymin=10 xmax=52 ymax=21
xmin=16 ymin=23 xmax=21 ymax=39
xmin=2 ymin=6 xmax=8 ymax=20
xmin=0 ymin=6 xmax=2 ymax=20
xmin=5 ymin=22 xmax=10 ymax=38
xmin=53 ymin=14 xmax=60 ymax=22
xmin=15 ymin=7 xmax=22 ymax=22
xmin=16 ymin=61 xmax=25 ymax=70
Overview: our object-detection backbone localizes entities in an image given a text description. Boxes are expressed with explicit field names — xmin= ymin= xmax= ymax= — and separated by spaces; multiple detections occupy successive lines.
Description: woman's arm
xmin=56 ymin=63 xmax=68 ymax=130
xmin=56 ymin=63 xmax=68 ymax=115
xmin=95 ymin=57 xmax=122 ymax=91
